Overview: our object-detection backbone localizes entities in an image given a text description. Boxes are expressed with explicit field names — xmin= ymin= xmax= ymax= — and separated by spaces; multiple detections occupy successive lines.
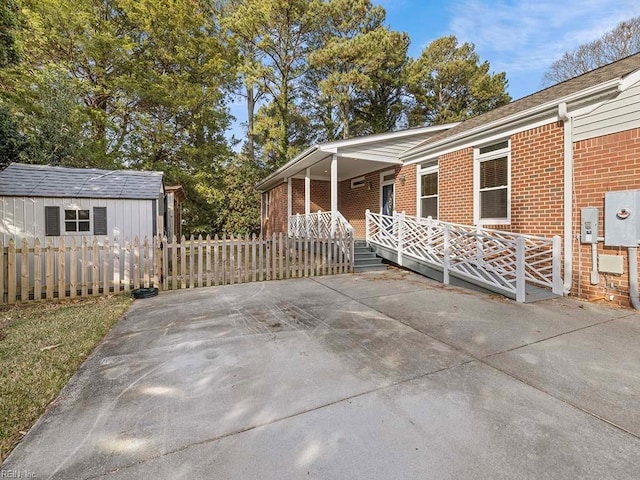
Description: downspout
xmin=629 ymin=247 xmax=640 ymax=310
xmin=559 ymin=102 xmax=573 ymax=295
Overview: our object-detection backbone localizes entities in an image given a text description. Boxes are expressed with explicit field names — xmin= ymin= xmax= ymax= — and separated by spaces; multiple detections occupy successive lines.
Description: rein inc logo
xmin=0 ymin=471 xmax=37 ymax=478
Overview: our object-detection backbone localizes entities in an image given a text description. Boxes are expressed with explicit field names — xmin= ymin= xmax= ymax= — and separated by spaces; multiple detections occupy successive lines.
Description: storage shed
xmin=0 ymin=163 xmax=167 ymax=244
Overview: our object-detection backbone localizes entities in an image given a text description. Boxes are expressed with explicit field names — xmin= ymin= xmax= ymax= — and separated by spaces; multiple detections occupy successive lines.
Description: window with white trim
xmin=350 ymin=176 xmax=365 ymax=189
xmin=475 ymin=140 xmax=510 ymax=224
xmin=45 ymin=206 xmax=108 ymax=236
xmin=419 ymin=161 xmax=438 ymax=219
xmin=65 ymin=209 xmax=90 ymax=232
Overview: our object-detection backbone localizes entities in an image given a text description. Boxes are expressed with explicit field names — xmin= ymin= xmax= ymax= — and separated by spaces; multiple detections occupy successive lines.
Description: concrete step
xmin=354 ymin=263 xmax=388 ymax=272
xmin=354 ymin=252 xmax=377 ymax=260
xmin=355 ymin=256 xmax=382 ymax=265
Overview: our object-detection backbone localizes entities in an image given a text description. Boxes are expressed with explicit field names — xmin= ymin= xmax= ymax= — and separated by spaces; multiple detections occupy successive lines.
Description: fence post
xmin=59 ymin=237 xmax=66 ymax=299
xmin=552 ymin=235 xmax=563 ymax=295
xmin=349 ymin=232 xmax=354 ymax=272
xmin=8 ymin=239 xmax=16 ymax=304
xmin=397 ymin=211 xmax=405 ymax=266
xmin=21 ymin=238 xmax=29 ymax=302
xmin=443 ymin=224 xmax=450 ymax=285
xmin=365 ymin=209 xmax=370 ymax=244
xmin=34 ymin=238 xmax=41 ymax=301
xmin=0 ymin=240 xmax=4 ymax=304
xmin=516 ymin=236 xmax=526 ymax=303
xmin=476 ymin=224 xmax=484 ymax=267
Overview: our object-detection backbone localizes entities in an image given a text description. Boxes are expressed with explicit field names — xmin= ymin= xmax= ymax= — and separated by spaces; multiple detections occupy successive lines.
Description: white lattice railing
xmin=366 ymin=210 xmax=562 ymax=302
xmin=288 ymin=211 xmax=355 ymax=264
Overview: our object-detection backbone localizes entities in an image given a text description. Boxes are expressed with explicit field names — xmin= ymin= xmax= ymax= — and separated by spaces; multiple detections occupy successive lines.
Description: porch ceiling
xmin=291 ymin=155 xmax=400 ymax=183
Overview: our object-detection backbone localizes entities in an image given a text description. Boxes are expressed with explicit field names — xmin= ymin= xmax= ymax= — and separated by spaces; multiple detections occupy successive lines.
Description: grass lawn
xmin=0 ymin=295 xmax=132 ymax=462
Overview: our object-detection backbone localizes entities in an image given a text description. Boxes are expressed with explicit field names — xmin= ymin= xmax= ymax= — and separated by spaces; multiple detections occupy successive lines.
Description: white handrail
xmin=365 ymin=210 xmax=562 ymax=302
xmin=288 ymin=211 xmax=355 ymax=266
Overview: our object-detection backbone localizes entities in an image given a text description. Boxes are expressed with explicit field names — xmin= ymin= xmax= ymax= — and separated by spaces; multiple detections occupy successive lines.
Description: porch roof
xmin=256 ymin=123 xmax=458 ymax=192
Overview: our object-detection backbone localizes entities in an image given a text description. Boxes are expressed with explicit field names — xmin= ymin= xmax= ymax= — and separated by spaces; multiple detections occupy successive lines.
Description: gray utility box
xmin=605 ymin=190 xmax=640 ymax=247
xmin=580 ymin=207 xmax=599 ymax=244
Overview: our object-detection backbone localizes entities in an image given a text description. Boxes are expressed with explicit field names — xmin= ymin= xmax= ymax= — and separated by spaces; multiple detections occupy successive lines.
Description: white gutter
xmin=401 ymin=78 xmax=621 ymax=163
xmin=558 ymin=102 xmax=573 ymax=295
xmin=255 ymin=145 xmax=320 ymax=192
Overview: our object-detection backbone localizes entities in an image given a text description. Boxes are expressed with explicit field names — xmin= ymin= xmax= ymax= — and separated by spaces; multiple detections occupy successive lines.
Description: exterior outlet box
xmin=598 ymin=254 xmax=624 ymax=275
xmin=580 ymin=207 xmax=599 ymax=244
xmin=605 ymin=190 xmax=640 ymax=247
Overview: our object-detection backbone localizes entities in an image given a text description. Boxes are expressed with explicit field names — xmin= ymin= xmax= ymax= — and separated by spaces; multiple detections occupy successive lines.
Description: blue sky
xmin=381 ymin=0 xmax=640 ymax=99
xmin=228 ymin=0 xmax=640 ymax=144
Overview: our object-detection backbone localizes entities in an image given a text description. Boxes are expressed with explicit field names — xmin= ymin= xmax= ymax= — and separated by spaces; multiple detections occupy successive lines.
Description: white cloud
xmin=448 ymin=0 xmax=640 ymax=73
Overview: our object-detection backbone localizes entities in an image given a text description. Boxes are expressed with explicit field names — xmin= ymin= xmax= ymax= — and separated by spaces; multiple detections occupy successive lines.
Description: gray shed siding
xmin=0 ymin=196 xmax=157 ymax=245
xmin=574 ymin=80 xmax=640 ymax=141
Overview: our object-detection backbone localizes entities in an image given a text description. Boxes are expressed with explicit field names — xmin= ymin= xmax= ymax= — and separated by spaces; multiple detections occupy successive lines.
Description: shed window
xmin=65 ymin=209 xmax=90 ymax=232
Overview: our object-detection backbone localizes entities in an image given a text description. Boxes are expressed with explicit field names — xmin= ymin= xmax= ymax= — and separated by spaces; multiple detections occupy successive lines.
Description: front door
xmin=380 ymin=169 xmax=395 ymax=216
xmin=382 ymin=183 xmax=394 ymax=216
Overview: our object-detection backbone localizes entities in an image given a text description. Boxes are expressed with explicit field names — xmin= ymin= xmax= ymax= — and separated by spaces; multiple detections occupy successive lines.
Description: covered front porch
xmin=257 ymin=125 xmax=455 ymax=239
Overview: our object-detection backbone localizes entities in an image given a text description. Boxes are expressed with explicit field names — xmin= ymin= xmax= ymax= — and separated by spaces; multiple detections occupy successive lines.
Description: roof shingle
xmin=0 ymin=164 xmax=164 ymax=199
xmin=404 ymin=52 xmax=640 ymax=156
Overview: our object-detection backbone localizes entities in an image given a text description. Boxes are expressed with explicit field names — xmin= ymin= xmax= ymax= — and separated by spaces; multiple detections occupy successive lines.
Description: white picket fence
xmin=0 ymin=232 xmax=353 ymax=304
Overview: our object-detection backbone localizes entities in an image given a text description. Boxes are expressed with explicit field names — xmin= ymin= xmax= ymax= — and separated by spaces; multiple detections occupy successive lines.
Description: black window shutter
xmin=45 ymin=206 xmax=60 ymax=236
xmin=93 ymin=207 xmax=107 ymax=236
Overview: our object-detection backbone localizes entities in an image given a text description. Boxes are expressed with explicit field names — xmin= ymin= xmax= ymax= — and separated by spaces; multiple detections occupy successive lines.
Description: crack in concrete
xmin=85 ymin=359 xmax=476 ymax=479
xmin=312 ymin=276 xmax=640 ymax=442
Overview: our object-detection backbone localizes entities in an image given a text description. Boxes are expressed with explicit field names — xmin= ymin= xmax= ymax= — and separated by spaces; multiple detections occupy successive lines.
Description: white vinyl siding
xmin=0 ymin=196 xmax=156 ymax=245
xmin=340 ymin=137 xmax=429 ymax=162
xmin=574 ymin=81 xmax=640 ymax=141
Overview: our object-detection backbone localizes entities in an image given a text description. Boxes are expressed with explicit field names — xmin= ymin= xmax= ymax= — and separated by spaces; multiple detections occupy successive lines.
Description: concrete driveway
xmin=3 ymin=269 xmax=640 ymax=479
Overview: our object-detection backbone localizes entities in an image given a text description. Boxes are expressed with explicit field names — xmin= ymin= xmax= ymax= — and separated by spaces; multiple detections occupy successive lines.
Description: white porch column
xmin=331 ymin=154 xmax=338 ymax=236
xmin=305 ymin=168 xmax=311 ymax=215
xmin=287 ymin=178 xmax=292 ymax=217
xmin=287 ymin=178 xmax=292 ymax=235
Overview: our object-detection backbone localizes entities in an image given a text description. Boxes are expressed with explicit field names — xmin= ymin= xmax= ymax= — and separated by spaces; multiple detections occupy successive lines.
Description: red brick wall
xmin=263 ymin=179 xmax=331 ymax=235
xmin=438 ymin=147 xmax=474 ymax=224
xmin=507 ymin=122 xmax=565 ymax=237
xmin=437 ymin=123 xmax=565 ymax=233
xmin=262 ymin=182 xmax=288 ymax=235
xmin=573 ymin=127 xmax=640 ymax=307
xmin=339 ymin=169 xmax=387 ymax=238
xmin=290 ymin=179 xmax=331 ymax=214
xmin=396 ymin=164 xmax=417 ymax=216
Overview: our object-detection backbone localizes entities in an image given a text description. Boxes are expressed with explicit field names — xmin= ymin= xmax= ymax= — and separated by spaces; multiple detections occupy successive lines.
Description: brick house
xmin=257 ymin=53 xmax=640 ymax=307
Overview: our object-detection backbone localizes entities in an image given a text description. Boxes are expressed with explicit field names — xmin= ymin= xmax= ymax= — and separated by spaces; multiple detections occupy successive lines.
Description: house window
xmin=350 ymin=176 xmax=366 ymax=189
xmin=420 ymin=171 xmax=438 ymax=219
xmin=475 ymin=140 xmax=510 ymax=224
xmin=65 ymin=209 xmax=90 ymax=232
xmin=264 ymin=192 xmax=270 ymax=219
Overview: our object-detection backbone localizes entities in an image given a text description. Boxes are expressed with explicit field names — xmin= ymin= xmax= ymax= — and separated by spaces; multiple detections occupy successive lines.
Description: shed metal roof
xmin=0 ymin=164 xmax=164 ymax=199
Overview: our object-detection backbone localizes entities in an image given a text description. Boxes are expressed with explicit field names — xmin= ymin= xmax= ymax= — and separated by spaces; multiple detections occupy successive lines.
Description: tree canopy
xmin=1 ymin=0 xmax=512 ymax=236
xmin=543 ymin=17 xmax=640 ymax=86
xmin=406 ymin=36 xmax=511 ymax=126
